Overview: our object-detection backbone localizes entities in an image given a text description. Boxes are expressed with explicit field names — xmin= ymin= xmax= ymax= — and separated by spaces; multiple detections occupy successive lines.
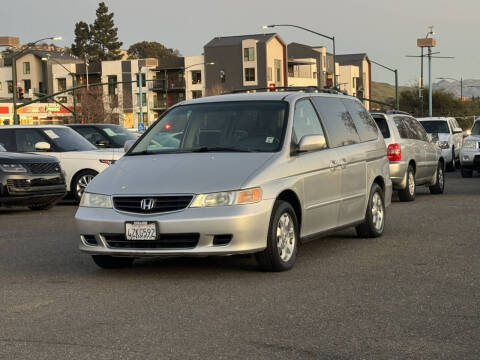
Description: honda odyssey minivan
xmin=76 ymin=90 xmax=392 ymax=271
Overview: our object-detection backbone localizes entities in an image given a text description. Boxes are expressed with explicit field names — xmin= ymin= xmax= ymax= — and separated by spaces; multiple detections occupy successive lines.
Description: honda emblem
xmin=140 ymin=198 xmax=156 ymax=210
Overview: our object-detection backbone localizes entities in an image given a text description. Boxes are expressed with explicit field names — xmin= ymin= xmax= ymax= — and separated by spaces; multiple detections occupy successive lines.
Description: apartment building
xmin=184 ymin=55 xmax=206 ymax=100
xmin=204 ymin=33 xmax=287 ymax=94
xmin=336 ymin=53 xmax=371 ymax=109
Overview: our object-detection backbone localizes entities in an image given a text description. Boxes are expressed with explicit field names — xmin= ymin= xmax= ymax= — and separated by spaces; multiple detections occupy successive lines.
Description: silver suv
xmin=460 ymin=118 xmax=480 ymax=177
xmin=76 ymin=90 xmax=392 ymax=271
xmin=371 ymin=111 xmax=445 ymax=202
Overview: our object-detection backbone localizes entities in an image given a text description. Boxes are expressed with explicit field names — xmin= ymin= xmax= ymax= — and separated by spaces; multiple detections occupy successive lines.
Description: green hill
xmin=371 ymin=81 xmax=410 ymax=106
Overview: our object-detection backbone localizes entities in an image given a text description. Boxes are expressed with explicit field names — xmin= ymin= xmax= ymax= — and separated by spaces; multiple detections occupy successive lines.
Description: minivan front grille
xmin=112 ymin=195 xmax=193 ymax=214
xmin=103 ymin=233 xmax=199 ymax=249
xmin=24 ymin=162 xmax=61 ymax=174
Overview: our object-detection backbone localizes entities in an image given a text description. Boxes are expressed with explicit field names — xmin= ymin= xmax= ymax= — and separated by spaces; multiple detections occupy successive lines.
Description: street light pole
xmin=263 ymin=24 xmax=337 ymax=88
xmin=10 ymin=36 xmax=62 ymax=125
xmin=369 ymin=59 xmax=399 ymax=109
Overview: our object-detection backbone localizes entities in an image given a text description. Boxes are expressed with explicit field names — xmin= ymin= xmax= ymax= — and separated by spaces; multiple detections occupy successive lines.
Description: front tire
xmin=429 ymin=161 xmax=445 ymax=194
xmin=446 ymin=148 xmax=456 ymax=172
xmin=256 ymin=200 xmax=299 ymax=272
xmin=92 ymin=255 xmax=134 ymax=269
xmin=398 ymin=165 xmax=416 ymax=202
xmin=72 ymin=170 xmax=98 ymax=202
xmin=356 ymin=183 xmax=385 ymax=238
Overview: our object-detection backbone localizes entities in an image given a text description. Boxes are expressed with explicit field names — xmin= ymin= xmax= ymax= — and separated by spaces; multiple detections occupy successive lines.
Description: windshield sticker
xmin=266 ymin=137 xmax=274 ymax=143
xmin=103 ymin=128 xmax=119 ymax=137
xmin=44 ymin=130 xmax=59 ymax=139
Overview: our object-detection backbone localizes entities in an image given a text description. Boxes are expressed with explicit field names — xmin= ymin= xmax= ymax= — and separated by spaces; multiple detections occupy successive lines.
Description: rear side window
xmin=342 ymin=99 xmax=378 ymax=142
xmin=372 ymin=116 xmax=390 ymax=139
xmin=311 ymin=96 xmax=360 ymax=147
xmin=404 ymin=117 xmax=428 ymax=141
xmin=0 ymin=129 xmax=15 ymax=151
xmin=394 ymin=117 xmax=410 ymax=139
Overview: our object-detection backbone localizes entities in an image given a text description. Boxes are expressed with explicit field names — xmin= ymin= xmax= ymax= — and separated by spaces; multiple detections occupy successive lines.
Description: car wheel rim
xmin=438 ymin=167 xmax=444 ymax=188
xmin=76 ymin=174 xmax=94 ymax=198
xmin=408 ymin=172 xmax=415 ymax=196
xmin=276 ymin=213 xmax=295 ymax=263
xmin=371 ymin=192 xmax=384 ymax=232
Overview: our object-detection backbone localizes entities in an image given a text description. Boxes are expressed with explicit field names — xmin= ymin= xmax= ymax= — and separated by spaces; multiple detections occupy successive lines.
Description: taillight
xmin=387 ymin=143 xmax=401 ymax=162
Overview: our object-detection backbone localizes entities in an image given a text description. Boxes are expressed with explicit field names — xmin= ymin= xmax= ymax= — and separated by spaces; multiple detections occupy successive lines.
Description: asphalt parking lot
xmin=0 ymin=171 xmax=478 ymax=359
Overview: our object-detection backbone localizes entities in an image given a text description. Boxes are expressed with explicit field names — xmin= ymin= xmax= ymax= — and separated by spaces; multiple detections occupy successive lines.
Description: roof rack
xmin=370 ymin=109 xmax=411 ymax=116
xmin=226 ymin=86 xmax=349 ymax=95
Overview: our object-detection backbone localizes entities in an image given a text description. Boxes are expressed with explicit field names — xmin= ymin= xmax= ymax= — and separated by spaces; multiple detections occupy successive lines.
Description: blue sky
xmin=2 ymin=0 xmax=479 ymax=85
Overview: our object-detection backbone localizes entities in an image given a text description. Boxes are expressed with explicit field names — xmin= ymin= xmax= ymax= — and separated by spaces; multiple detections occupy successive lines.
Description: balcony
xmin=288 ymin=69 xmax=314 ymax=79
xmin=150 ymin=78 xmax=185 ymax=91
xmin=151 ymin=99 xmax=167 ymax=109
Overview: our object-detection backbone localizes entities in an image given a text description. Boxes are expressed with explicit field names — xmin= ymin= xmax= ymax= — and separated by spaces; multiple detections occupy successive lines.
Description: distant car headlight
xmin=190 ymin=187 xmax=262 ymax=207
xmin=99 ymin=159 xmax=116 ymax=165
xmin=79 ymin=192 xmax=112 ymax=208
xmin=0 ymin=163 xmax=27 ymax=173
xmin=436 ymin=141 xmax=450 ymax=149
xmin=462 ymin=140 xmax=477 ymax=149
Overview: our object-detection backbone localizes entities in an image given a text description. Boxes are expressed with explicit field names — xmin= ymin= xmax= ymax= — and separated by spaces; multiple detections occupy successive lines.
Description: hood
xmin=464 ymin=135 xmax=480 ymax=143
xmin=0 ymin=152 xmax=59 ymax=164
xmin=60 ymin=149 xmax=124 ymax=161
xmin=87 ymin=152 xmax=275 ymax=195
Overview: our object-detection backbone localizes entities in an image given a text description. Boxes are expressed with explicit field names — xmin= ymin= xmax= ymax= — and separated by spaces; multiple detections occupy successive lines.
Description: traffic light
xmin=268 ymin=83 xmax=276 ymax=91
xmin=220 ymin=70 xmax=226 ymax=83
xmin=18 ymin=87 xmax=24 ymax=100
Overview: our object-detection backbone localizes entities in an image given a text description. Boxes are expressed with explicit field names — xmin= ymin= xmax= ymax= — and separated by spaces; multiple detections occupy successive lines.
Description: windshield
xmin=471 ymin=122 xmax=480 ymax=136
xmin=129 ymin=101 xmax=288 ymax=155
xmin=100 ymin=125 xmax=138 ymax=146
xmin=42 ymin=128 xmax=97 ymax=151
xmin=420 ymin=121 xmax=450 ymax=134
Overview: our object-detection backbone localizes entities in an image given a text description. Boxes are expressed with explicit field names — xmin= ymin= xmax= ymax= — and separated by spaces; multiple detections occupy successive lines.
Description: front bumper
xmin=0 ymin=173 xmax=66 ymax=206
xmin=75 ymin=199 xmax=275 ymax=257
xmin=460 ymin=148 xmax=480 ymax=169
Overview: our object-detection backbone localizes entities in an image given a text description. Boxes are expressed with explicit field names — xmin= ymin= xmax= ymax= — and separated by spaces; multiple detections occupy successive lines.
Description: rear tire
xmin=256 ymin=200 xmax=299 ymax=272
xmin=461 ymin=166 xmax=473 ymax=178
xmin=356 ymin=183 xmax=385 ymax=238
xmin=429 ymin=161 xmax=445 ymax=194
xmin=446 ymin=148 xmax=456 ymax=172
xmin=398 ymin=165 xmax=416 ymax=202
xmin=92 ymin=255 xmax=134 ymax=269
xmin=72 ymin=170 xmax=98 ymax=202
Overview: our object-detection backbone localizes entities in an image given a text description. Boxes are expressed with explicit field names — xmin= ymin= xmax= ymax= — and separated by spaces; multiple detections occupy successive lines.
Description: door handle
xmin=339 ymin=158 xmax=347 ymax=169
xmin=329 ymin=160 xmax=338 ymax=171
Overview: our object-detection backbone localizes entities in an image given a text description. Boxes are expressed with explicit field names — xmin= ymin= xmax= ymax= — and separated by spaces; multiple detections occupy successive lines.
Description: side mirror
xmin=95 ymin=140 xmax=110 ymax=148
xmin=35 ymin=141 xmax=51 ymax=152
xmin=124 ymin=139 xmax=136 ymax=153
xmin=297 ymin=135 xmax=327 ymax=153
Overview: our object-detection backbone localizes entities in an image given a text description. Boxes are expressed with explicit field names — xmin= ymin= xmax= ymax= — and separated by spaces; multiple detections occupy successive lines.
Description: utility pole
xmin=428 ymin=46 xmax=433 ymax=117
xmin=138 ymin=65 xmax=144 ymax=132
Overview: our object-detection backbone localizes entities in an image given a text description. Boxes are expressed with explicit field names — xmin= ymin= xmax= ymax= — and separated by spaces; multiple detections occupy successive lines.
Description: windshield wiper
xmin=190 ymin=146 xmax=254 ymax=153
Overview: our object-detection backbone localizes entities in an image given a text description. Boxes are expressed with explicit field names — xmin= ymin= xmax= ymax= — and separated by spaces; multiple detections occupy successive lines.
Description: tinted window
xmin=41 ymin=127 xmax=96 ymax=151
xmin=15 ymin=129 xmax=48 ymax=152
xmin=99 ymin=125 xmax=138 ymax=146
xmin=73 ymin=126 xmax=108 ymax=146
xmin=372 ymin=116 xmax=391 ymax=139
xmin=130 ymin=101 xmax=288 ymax=154
xmin=393 ymin=117 xmax=410 ymax=139
xmin=420 ymin=121 xmax=450 ymax=134
xmin=311 ymin=97 xmax=360 ymax=147
xmin=293 ymin=99 xmax=324 ymax=142
xmin=405 ymin=117 xmax=428 ymax=141
xmin=0 ymin=129 xmax=15 ymax=151
xmin=342 ymin=99 xmax=378 ymax=142
xmin=471 ymin=121 xmax=480 ymax=136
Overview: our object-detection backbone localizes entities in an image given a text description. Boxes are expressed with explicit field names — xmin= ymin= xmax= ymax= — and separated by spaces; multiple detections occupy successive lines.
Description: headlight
xmin=462 ymin=140 xmax=477 ymax=149
xmin=436 ymin=141 xmax=450 ymax=149
xmin=79 ymin=192 xmax=112 ymax=208
xmin=99 ymin=159 xmax=116 ymax=165
xmin=0 ymin=163 xmax=27 ymax=173
xmin=190 ymin=187 xmax=262 ymax=207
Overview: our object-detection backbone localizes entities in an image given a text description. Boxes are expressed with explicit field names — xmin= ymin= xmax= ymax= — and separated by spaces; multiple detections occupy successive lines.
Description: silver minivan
xmin=372 ymin=111 xmax=445 ymax=202
xmin=76 ymin=90 xmax=392 ymax=271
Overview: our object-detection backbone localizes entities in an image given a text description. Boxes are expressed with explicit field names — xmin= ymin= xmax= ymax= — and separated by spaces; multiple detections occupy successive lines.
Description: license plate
xmin=125 ymin=221 xmax=157 ymax=241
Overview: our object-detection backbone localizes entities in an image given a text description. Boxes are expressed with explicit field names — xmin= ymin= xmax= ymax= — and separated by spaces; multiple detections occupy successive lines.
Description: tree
xmin=127 ymin=41 xmax=180 ymax=60
xmin=71 ymin=21 xmax=91 ymax=58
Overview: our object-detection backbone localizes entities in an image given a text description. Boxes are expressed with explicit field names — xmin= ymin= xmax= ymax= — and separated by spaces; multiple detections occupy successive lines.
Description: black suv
xmin=0 ymin=145 xmax=66 ymax=210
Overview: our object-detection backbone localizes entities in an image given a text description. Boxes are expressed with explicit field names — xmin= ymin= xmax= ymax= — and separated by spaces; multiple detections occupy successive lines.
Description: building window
xmin=57 ymin=78 xmax=67 ymax=91
xmin=57 ymin=96 xmax=68 ymax=103
xmin=244 ymin=47 xmax=255 ymax=62
xmin=108 ymin=75 xmax=117 ymax=95
xmin=267 ymin=67 xmax=272 ymax=82
xmin=192 ymin=90 xmax=202 ymax=99
xmin=244 ymin=68 xmax=255 ymax=82
xmin=23 ymin=79 xmax=31 ymax=93
xmin=0 ymin=82 xmax=2 ymax=91
xmin=23 ymin=62 xmax=30 ymax=74
xmin=136 ymin=73 xmax=146 ymax=87
xmin=313 ymin=72 xmax=317 ymax=79
xmin=191 ymin=70 xmax=201 ymax=85
xmin=136 ymin=93 xmax=147 ymax=105
xmin=274 ymin=59 xmax=282 ymax=84
xmin=7 ymin=81 xmax=13 ymax=94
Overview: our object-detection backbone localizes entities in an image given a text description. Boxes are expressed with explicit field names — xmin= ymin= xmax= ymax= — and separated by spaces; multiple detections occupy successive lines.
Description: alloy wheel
xmin=276 ymin=213 xmax=296 ymax=262
xmin=76 ymin=174 xmax=94 ymax=199
xmin=371 ymin=192 xmax=384 ymax=232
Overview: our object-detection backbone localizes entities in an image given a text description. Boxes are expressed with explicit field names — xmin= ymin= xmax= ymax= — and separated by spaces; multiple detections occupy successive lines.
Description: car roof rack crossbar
xmin=226 ymin=86 xmax=348 ymax=95
xmin=370 ymin=109 xmax=411 ymax=116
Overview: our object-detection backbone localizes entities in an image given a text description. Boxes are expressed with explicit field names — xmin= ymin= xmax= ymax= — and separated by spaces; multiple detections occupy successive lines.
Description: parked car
xmin=0 ymin=125 xmax=123 ymax=201
xmin=417 ymin=117 xmax=463 ymax=171
xmin=460 ymin=118 xmax=480 ymax=177
xmin=76 ymin=90 xmax=392 ymax=271
xmin=0 ymin=145 xmax=66 ymax=210
xmin=371 ymin=111 xmax=445 ymax=202
xmin=67 ymin=124 xmax=139 ymax=149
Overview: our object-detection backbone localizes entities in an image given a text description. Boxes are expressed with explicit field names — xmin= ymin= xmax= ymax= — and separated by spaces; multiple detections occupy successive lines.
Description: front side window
xmin=129 ymin=101 xmax=288 ymax=154
xmin=100 ymin=125 xmax=137 ymax=146
xmin=311 ymin=97 xmax=360 ymax=148
xmin=244 ymin=47 xmax=255 ymax=62
xmin=74 ymin=126 xmax=108 ymax=146
xmin=342 ymin=99 xmax=378 ymax=142
xmin=293 ymin=99 xmax=325 ymax=143
xmin=23 ymin=62 xmax=30 ymax=74
xmin=420 ymin=120 xmax=450 ymax=134
xmin=245 ymin=68 xmax=255 ymax=82
xmin=15 ymin=129 xmax=49 ymax=152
